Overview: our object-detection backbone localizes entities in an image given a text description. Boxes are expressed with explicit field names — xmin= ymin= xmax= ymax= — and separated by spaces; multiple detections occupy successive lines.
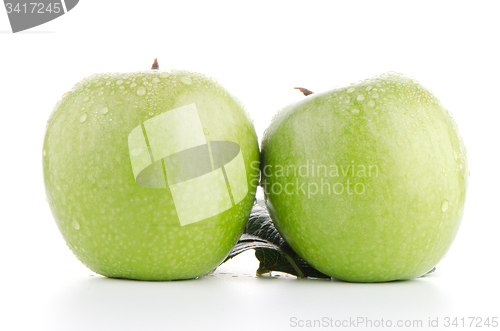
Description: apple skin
xmin=43 ymin=69 xmax=259 ymax=280
xmin=261 ymin=72 xmax=467 ymax=282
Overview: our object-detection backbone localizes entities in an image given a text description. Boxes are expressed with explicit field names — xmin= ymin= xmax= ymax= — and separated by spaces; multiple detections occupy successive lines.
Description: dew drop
xmin=447 ymin=110 xmax=453 ymax=118
xmin=81 ymin=106 xmax=86 ymax=111
xmin=98 ymin=91 xmax=104 ymax=96
xmin=100 ymin=106 xmax=109 ymax=115
xmin=441 ymin=200 xmax=449 ymax=212
xmin=137 ymin=87 xmax=147 ymax=96
xmin=43 ymin=149 xmax=46 ymax=157
xmin=116 ymin=80 xmax=124 ymax=85
xmin=72 ymin=220 xmax=80 ymax=230
xmin=453 ymin=152 xmax=458 ymax=160
xmin=371 ymin=93 xmax=379 ymax=98
xmin=83 ymin=96 xmax=90 ymax=102
xmin=210 ymin=77 xmax=218 ymax=83
xmin=130 ymin=83 xmax=137 ymax=88
xmin=152 ymin=78 xmax=160 ymax=84
xmin=347 ymin=87 xmax=355 ymax=93
xmin=203 ymin=128 xmax=210 ymax=135
xmin=160 ymin=72 xmax=170 ymax=78
xmin=181 ymin=77 xmax=192 ymax=85
xmin=367 ymin=100 xmax=375 ymax=107
xmin=62 ymin=92 xmax=71 ymax=99
xmin=131 ymin=147 xmax=143 ymax=156
xmin=79 ymin=113 xmax=88 ymax=123
xmin=351 ymin=108 xmax=360 ymax=114
xmin=357 ymin=94 xmax=365 ymax=102
xmin=365 ymin=86 xmax=373 ymax=91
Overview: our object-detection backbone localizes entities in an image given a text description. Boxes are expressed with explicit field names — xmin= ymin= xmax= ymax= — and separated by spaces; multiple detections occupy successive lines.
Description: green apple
xmin=261 ymin=72 xmax=467 ymax=282
xmin=43 ymin=62 xmax=260 ymax=280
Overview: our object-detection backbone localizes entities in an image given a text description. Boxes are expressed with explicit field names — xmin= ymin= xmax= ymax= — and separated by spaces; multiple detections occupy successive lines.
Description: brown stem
xmin=294 ymin=87 xmax=314 ymax=96
xmin=151 ymin=58 xmax=159 ymax=70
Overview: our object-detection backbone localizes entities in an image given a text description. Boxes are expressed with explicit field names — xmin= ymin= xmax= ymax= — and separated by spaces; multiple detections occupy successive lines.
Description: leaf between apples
xmin=225 ymin=198 xmax=330 ymax=279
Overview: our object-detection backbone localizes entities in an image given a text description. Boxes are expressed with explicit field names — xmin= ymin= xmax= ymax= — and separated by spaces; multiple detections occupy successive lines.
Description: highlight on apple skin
xmin=260 ymin=72 xmax=468 ymax=282
xmin=43 ymin=62 xmax=260 ymax=280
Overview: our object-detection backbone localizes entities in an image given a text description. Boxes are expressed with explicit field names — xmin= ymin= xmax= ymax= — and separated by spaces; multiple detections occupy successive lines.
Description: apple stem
xmin=294 ymin=87 xmax=314 ymax=96
xmin=151 ymin=58 xmax=159 ymax=70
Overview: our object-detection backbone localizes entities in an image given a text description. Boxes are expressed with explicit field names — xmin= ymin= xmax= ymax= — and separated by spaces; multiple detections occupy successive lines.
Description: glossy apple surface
xmin=261 ymin=72 xmax=467 ymax=282
xmin=43 ymin=68 xmax=259 ymax=280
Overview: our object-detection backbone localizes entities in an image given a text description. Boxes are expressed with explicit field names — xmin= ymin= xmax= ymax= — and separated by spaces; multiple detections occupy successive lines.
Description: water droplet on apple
xmin=137 ymin=87 xmax=147 ymax=96
xmin=203 ymin=128 xmax=210 ymax=135
xmin=81 ymin=106 xmax=86 ymax=111
xmin=453 ymin=152 xmax=458 ymax=160
xmin=72 ymin=220 xmax=80 ymax=230
xmin=152 ymin=78 xmax=160 ymax=84
xmin=130 ymin=83 xmax=137 ymax=88
xmin=115 ymin=100 xmax=123 ymax=105
xmin=347 ymin=87 xmax=355 ymax=93
xmin=371 ymin=93 xmax=379 ymax=98
xmin=367 ymin=100 xmax=375 ymax=107
xmin=79 ymin=113 xmax=88 ymax=123
xmin=100 ymin=107 xmax=109 ymax=115
xmin=441 ymin=200 xmax=449 ymax=212
xmin=210 ymin=77 xmax=218 ymax=83
xmin=98 ymin=91 xmax=104 ymax=96
xmin=43 ymin=149 xmax=46 ymax=157
xmin=181 ymin=77 xmax=192 ymax=85
xmin=130 ymin=147 xmax=143 ymax=156
xmin=351 ymin=108 xmax=360 ymax=114
xmin=62 ymin=92 xmax=71 ymax=99
xmin=83 ymin=96 xmax=90 ymax=102
xmin=365 ymin=86 xmax=373 ymax=91
xmin=160 ymin=72 xmax=170 ymax=78
xmin=447 ymin=110 xmax=453 ymax=118
xmin=357 ymin=95 xmax=365 ymax=102
xmin=116 ymin=80 xmax=124 ymax=85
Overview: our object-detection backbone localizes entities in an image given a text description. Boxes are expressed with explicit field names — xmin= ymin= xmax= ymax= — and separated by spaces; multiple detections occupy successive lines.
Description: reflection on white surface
xmin=39 ymin=252 xmax=456 ymax=331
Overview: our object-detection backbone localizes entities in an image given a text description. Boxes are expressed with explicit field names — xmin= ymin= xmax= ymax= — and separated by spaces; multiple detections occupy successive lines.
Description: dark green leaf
xmin=224 ymin=197 xmax=330 ymax=279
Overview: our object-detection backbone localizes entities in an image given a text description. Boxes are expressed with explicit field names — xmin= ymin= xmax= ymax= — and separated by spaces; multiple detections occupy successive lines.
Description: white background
xmin=1 ymin=1 xmax=499 ymax=330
